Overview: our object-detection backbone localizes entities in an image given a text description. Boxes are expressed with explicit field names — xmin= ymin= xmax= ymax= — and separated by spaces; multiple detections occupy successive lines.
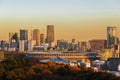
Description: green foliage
xmin=5 ymin=68 xmax=26 ymax=80
xmin=0 ymin=58 xmax=120 ymax=80
xmin=1 ymin=58 xmax=29 ymax=71
xmin=34 ymin=68 xmax=42 ymax=74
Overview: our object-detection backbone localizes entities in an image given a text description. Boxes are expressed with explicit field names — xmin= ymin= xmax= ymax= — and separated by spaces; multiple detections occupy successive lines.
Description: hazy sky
xmin=0 ymin=0 xmax=120 ymax=41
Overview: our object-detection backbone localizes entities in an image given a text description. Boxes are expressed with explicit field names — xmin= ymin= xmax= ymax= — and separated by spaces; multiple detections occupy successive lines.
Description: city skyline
xmin=0 ymin=0 xmax=120 ymax=41
xmin=1 ymin=26 xmax=120 ymax=42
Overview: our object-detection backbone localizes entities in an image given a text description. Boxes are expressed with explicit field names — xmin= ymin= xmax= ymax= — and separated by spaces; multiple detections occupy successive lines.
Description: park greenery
xmin=0 ymin=58 xmax=120 ymax=80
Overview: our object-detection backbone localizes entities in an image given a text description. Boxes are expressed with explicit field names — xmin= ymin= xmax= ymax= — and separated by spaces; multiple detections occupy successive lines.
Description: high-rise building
xmin=40 ymin=34 xmax=44 ymax=44
xmin=9 ymin=32 xmax=19 ymax=50
xmin=20 ymin=29 xmax=28 ymax=40
xmin=107 ymin=27 xmax=117 ymax=48
xmin=33 ymin=29 xmax=40 ymax=46
xmin=9 ymin=32 xmax=14 ymax=42
xmin=19 ymin=40 xmax=28 ymax=52
xmin=78 ymin=41 xmax=81 ymax=52
xmin=19 ymin=40 xmax=25 ymax=52
xmin=28 ymin=40 xmax=36 ymax=51
xmin=46 ymin=25 xmax=54 ymax=44
xmin=57 ymin=40 xmax=68 ymax=49
xmin=12 ymin=33 xmax=19 ymax=43
xmin=0 ymin=40 xmax=1 ymax=46
xmin=89 ymin=39 xmax=107 ymax=51
xmin=24 ymin=40 xmax=28 ymax=51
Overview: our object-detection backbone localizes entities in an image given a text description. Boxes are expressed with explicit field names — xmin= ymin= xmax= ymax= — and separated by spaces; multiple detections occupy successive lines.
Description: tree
xmin=41 ymin=69 xmax=53 ymax=75
xmin=5 ymin=68 xmax=26 ymax=80
xmin=26 ymin=68 xmax=36 ymax=76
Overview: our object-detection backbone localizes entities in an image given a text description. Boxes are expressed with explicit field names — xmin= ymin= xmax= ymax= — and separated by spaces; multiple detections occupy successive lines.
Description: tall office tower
xmin=33 ymin=29 xmax=40 ymax=46
xmin=107 ymin=27 xmax=117 ymax=48
xmin=46 ymin=25 xmax=54 ymax=44
xmin=12 ymin=33 xmax=19 ymax=43
xmin=40 ymin=34 xmax=44 ymax=44
xmin=20 ymin=29 xmax=28 ymax=40
xmin=9 ymin=33 xmax=14 ymax=42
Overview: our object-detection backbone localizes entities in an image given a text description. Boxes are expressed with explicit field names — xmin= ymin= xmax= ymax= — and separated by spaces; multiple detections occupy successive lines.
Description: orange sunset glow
xmin=0 ymin=0 xmax=120 ymax=41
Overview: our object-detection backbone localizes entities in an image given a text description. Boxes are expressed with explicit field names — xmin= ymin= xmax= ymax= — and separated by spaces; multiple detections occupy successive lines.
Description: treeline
xmin=0 ymin=58 xmax=120 ymax=80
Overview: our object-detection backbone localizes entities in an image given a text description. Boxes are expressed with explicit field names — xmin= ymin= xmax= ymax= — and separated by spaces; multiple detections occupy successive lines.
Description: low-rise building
xmin=57 ymin=40 xmax=68 ymax=50
xmin=107 ymin=58 xmax=120 ymax=71
xmin=100 ymin=49 xmax=113 ymax=60
xmin=26 ymin=52 xmax=99 ymax=61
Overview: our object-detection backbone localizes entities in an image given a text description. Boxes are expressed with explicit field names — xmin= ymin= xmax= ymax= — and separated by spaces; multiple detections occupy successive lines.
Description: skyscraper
xmin=12 ymin=33 xmax=19 ymax=43
xmin=107 ymin=26 xmax=117 ymax=48
xmin=46 ymin=25 xmax=54 ymax=44
xmin=40 ymin=34 xmax=44 ymax=44
xmin=20 ymin=29 xmax=28 ymax=40
xmin=28 ymin=40 xmax=36 ymax=51
xmin=33 ymin=29 xmax=40 ymax=46
xmin=19 ymin=40 xmax=25 ymax=52
xmin=9 ymin=32 xmax=14 ymax=42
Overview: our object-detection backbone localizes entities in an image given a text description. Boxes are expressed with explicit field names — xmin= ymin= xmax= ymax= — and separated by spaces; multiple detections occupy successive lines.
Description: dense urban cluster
xmin=0 ymin=26 xmax=120 ymax=79
xmin=0 ymin=26 xmax=119 ymax=53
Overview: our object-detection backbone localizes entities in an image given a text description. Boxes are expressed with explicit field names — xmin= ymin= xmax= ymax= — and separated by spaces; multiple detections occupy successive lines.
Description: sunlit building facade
xmin=33 ymin=29 xmax=40 ymax=46
xmin=46 ymin=25 xmax=54 ymax=44
xmin=9 ymin=32 xmax=14 ymax=42
xmin=107 ymin=27 xmax=117 ymax=48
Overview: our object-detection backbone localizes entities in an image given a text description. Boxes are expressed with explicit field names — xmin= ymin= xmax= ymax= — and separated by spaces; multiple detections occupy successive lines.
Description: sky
xmin=0 ymin=0 xmax=120 ymax=42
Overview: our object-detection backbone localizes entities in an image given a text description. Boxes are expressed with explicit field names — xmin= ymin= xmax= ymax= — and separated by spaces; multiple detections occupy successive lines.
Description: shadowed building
xmin=33 ymin=29 xmax=40 ymax=46
xmin=10 ymin=33 xmax=19 ymax=50
xmin=57 ymin=40 xmax=68 ymax=49
xmin=46 ymin=25 xmax=54 ymax=45
xmin=12 ymin=33 xmax=19 ymax=43
xmin=40 ymin=34 xmax=44 ymax=44
xmin=108 ymin=58 xmax=120 ymax=71
xmin=20 ymin=29 xmax=28 ymax=40
xmin=9 ymin=32 xmax=19 ymax=43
